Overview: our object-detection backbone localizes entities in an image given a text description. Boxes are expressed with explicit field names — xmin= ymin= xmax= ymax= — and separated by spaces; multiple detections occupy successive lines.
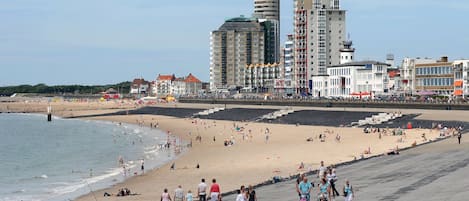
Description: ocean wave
xmin=1 ymin=196 xmax=41 ymax=201
xmin=30 ymin=174 xmax=48 ymax=179
xmin=51 ymin=167 xmax=123 ymax=196
xmin=11 ymin=189 xmax=26 ymax=194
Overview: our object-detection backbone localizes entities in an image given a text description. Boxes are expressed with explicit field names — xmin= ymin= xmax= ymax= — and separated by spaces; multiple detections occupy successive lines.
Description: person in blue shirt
xmin=318 ymin=178 xmax=331 ymax=201
xmin=298 ymin=177 xmax=312 ymax=201
xmin=343 ymin=179 xmax=354 ymax=201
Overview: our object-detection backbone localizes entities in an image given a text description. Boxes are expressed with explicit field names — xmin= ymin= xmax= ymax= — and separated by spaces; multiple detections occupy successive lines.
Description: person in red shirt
xmin=209 ymin=178 xmax=221 ymax=201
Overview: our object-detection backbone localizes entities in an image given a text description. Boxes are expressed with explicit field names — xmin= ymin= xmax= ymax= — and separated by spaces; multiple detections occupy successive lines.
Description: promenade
xmin=224 ymin=136 xmax=469 ymax=201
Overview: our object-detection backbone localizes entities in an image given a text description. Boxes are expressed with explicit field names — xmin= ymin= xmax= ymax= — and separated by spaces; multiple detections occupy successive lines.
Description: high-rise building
xmin=253 ymin=0 xmax=280 ymax=64
xmin=294 ymin=0 xmax=346 ymax=93
xmin=284 ymin=34 xmax=295 ymax=94
xmin=210 ymin=16 xmax=265 ymax=91
xmin=254 ymin=0 xmax=280 ymax=20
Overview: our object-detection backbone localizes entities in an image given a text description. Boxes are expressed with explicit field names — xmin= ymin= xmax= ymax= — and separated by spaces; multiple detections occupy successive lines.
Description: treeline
xmin=0 ymin=82 xmax=131 ymax=96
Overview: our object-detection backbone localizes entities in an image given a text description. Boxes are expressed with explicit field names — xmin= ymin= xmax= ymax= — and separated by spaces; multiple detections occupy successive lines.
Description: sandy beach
xmin=1 ymin=100 xmax=466 ymax=201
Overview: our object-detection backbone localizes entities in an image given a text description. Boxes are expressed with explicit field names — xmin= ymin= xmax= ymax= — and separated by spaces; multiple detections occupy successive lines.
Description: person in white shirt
xmin=197 ymin=178 xmax=207 ymax=201
xmin=318 ymin=161 xmax=326 ymax=179
xmin=236 ymin=189 xmax=246 ymax=201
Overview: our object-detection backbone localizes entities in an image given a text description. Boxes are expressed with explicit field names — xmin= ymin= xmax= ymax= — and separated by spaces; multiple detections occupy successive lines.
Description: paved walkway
xmin=223 ymin=136 xmax=469 ymax=201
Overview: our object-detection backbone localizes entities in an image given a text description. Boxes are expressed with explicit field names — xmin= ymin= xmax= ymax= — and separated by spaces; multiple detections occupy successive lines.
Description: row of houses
xmin=130 ymin=73 xmax=206 ymax=97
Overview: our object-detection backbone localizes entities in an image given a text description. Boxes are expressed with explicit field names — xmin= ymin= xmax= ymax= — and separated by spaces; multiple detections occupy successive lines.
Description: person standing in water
xmin=140 ymin=159 xmax=145 ymax=174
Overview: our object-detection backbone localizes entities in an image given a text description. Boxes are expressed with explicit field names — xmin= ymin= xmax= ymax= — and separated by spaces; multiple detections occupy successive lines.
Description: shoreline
xmin=1 ymin=101 xmax=467 ymax=201
xmin=0 ymin=112 xmax=186 ymax=201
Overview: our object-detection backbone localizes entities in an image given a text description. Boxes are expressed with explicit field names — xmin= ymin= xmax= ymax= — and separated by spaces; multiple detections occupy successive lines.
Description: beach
xmin=1 ymin=100 xmax=467 ymax=201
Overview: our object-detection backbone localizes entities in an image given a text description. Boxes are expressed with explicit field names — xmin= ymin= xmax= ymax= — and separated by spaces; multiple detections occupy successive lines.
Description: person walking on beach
xmin=161 ymin=188 xmax=172 ymax=201
xmin=209 ymin=178 xmax=221 ymax=201
xmin=174 ymin=185 xmax=184 ymax=201
xmin=298 ymin=177 xmax=312 ymax=201
xmin=198 ymin=178 xmax=207 ymax=201
xmin=458 ymin=132 xmax=462 ymax=144
xmin=343 ymin=180 xmax=354 ymax=201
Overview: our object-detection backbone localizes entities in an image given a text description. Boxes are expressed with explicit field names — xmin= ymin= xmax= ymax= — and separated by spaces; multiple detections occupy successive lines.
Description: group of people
xmin=161 ymin=178 xmax=222 ymax=201
xmin=296 ymin=161 xmax=354 ymax=201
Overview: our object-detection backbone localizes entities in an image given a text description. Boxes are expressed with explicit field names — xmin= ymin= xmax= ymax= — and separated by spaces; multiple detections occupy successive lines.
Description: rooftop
xmin=157 ymin=74 xmax=175 ymax=81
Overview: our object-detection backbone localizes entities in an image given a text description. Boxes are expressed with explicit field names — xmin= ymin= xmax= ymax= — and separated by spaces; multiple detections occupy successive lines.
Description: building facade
xmin=284 ymin=34 xmax=295 ymax=94
xmin=254 ymin=0 xmax=280 ymax=63
xmin=294 ymin=0 xmax=346 ymax=93
xmin=210 ymin=16 xmax=265 ymax=91
xmin=244 ymin=63 xmax=282 ymax=94
xmin=312 ymin=61 xmax=390 ymax=98
xmin=254 ymin=0 xmax=280 ymax=20
xmin=130 ymin=78 xmax=150 ymax=95
xmin=154 ymin=74 xmax=175 ymax=97
xmin=400 ymin=57 xmax=437 ymax=95
xmin=414 ymin=57 xmax=454 ymax=96
xmin=453 ymin=60 xmax=469 ymax=98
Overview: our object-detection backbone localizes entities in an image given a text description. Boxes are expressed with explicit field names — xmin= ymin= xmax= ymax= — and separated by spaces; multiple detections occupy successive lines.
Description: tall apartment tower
xmin=253 ymin=0 xmax=280 ymax=64
xmin=254 ymin=0 xmax=280 ymax=20
xmin=210 ymin=16 xmax=265 ymax=91
xmin=284 ymin=34 xmax=295 ymax=94
xmin=294 ymin=0 xmax=346 ymax=93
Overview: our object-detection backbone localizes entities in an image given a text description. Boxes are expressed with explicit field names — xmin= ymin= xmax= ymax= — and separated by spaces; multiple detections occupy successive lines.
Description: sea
xmin=0 ymin=113 xmax=177 ymax=201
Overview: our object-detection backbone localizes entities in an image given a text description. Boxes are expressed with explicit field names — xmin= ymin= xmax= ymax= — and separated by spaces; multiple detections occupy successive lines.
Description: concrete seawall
xmin=179 ymin=98 xmax=469 ymax=110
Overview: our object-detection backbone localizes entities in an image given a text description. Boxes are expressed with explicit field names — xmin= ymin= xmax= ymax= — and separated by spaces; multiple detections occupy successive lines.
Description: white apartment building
xmin=312 ymin=61 xmax=390 ymax=98
xmin=130 ymin=78 xmax=150 ymax=95
xmin=154 ymin=74 xmax=175 ymax=97
xmin=154 ymin=74 xmax=202 ymax=97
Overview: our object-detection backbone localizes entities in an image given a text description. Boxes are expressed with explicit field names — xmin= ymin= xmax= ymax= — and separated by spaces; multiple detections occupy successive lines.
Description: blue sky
xmin=1 ymin=0 xmax=468 ymax=86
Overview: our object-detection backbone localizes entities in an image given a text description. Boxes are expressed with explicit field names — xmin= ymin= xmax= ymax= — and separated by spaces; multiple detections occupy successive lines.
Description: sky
xmin=1 ymin=0 xmax=468 ymax=86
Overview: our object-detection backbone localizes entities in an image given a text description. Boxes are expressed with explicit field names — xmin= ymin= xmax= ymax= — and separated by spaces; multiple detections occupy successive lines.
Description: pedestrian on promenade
xmin=248 ymin=185 xmax=257 ymax=201
xmin=209 ymin=178 xmax=221 ymax=201
xmin=198 ymin=178 xmax=207 ymax=201
xmin=318 ymin=178 xmax=331 ymax=201
xmin=318 ymin=161 xmax=326 ymax=179
xmin=298 ymin=177 xmax=312 ymax=201
xmin=343 ymin=179 xmax=354 ymax=201
xmin=330 ymin=169 xmax=340 ymax=197
xmin=296 ymin=173 xmax=306 ymax=199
